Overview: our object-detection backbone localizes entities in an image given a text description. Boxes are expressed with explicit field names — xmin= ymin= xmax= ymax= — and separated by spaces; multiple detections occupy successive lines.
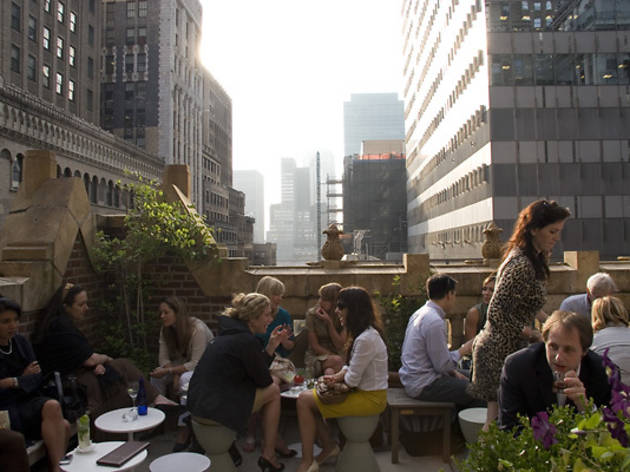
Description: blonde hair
xmin=591 ymin=296 xmax=629 ymax=332
xmin=255 ymin=276 xmax=285 ymax=298
xmin=224 ymin=293 xmax=270 ymax=322
xmin=318 ymin=283 xmax=342 ymax=303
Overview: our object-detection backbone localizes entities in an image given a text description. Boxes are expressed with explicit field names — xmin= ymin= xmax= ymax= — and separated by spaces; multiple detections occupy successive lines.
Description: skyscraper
xmin=343 ymin=93 xmax=405 ymax=156
xmin=403 ymin=0 xmax=630 ymax=260
xmin=234 ymin=170 xmax=265 ymax=243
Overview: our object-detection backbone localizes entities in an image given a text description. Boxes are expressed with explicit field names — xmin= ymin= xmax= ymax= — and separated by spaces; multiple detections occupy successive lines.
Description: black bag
xmin=41 ymin=372 xmax=88 ymax=423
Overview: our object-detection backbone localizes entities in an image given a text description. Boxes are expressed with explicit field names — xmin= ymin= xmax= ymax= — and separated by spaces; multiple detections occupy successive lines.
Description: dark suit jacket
xmin=498 ymin=342 xmax=611 ymax=431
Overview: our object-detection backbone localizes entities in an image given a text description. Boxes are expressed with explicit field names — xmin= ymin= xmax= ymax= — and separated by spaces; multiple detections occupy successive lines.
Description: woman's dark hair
xmin=338 ymin=287 xmax=384 ymax=363
xmin=504 ymin=199 xmax=571 ymax=280
xmin=32 ymin=283 xmax=85 ymax=345
xmin=0 ymin=297 xmax=22 ymax=318
xmin=160 ymin=297 xmax=193 ymax=359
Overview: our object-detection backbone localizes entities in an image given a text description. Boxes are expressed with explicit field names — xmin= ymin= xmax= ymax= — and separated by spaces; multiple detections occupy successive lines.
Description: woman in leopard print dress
xmin=469 ymin=200 xmax=570 ymax=430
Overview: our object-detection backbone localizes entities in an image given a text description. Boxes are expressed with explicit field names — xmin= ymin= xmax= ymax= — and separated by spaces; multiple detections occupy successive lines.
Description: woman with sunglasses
xmin=295 ymin=287 xmax=388 ymax=472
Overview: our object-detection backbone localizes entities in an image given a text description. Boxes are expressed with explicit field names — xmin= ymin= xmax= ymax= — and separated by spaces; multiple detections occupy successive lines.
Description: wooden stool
xmin=386 ymin=388 xmax=455 ymax=464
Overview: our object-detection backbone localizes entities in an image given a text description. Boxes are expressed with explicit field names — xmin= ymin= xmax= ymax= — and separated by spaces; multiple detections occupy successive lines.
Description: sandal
xmin=242 ymin=435 xmax=256 ymax=453
xmin=275 ymin=447 xmax=298 ymax=458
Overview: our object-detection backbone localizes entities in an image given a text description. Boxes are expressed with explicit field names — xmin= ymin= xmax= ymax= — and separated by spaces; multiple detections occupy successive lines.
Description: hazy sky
xmin=200 ymin=0 xmax=403 ymax=230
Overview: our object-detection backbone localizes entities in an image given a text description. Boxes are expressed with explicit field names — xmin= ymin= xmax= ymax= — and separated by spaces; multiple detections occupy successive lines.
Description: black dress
xmin=0 ymin=335 xmax=50 ymax=439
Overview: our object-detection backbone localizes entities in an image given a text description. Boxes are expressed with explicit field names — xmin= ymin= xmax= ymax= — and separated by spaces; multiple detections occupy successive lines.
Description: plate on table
xmin=281 ymin=385 xmax=308 ymax=399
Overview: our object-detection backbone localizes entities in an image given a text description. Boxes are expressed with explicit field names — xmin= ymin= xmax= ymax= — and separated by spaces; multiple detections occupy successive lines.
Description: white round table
xmin=60 ymin=441 xmax=147 ymax=472
xmin=149 ymin=452 xmax=210 ymax=472
xmin=95 ymin=407 xmax=165 ymax=441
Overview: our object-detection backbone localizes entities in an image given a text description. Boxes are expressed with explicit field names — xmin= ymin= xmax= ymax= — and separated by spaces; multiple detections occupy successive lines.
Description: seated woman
xmin=187 ymin=293 xmax=290 ymax=472
xmin=32 ymin=284 xmax=175 ymax=423
xmin=464 ymin=274 xmax=496 ymax=341
xmin=304 ymin=283 xmax=346 ymax=377
xmin=150 ymin=296 xmax=213 ymax=451
xmin=296 ymin=287 xmax=388 ymax=472
xmin=591 ymin=295 xmax=630 ymax=385
xmin=255 ymin=276 xmax=295 ymax=358
xmin=0 ymin=297 xmax=70 ymax=472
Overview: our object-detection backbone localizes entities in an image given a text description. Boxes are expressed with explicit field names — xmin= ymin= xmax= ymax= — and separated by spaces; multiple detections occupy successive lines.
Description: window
xmin=56 ymin=36 xmax=64 ymax=59
xmin=55 ymin=72 xmax=63 ymax=94
xmin=69 ymin=11 xmax=77 ymax=32
xmin=534 ymin=1 xmax=541 ymax=10
xmin=57 ymin=1 xmax=64 ymax=23
xmin=44 ymin=0 xmax=51 ymax=13
xmin=68 ymin=79 xmax=75 ymax=101
xmin=127 ymin=1 xmax=136 ymax=18
xmin=87 ymin=89 xmax=93 ymax=111
xmin=105 ymin=54 xmax=114 ymax=74
xmin=125 ymin=82 xmax=134 ymax=100
xmin=89 ymin=0 xmax=95 ymax=13
xmin=88 ymin=25 xmax=94 ymax=46
xmin=521 ymin=1 xmax=529 ymax=9
xmin=10 ymin=45 xmax=20 ymax=73
xmin=87 ymin=56 xmax=94 ymax=78
xmin=535 ymin=54 xmax=554 ymax=85
xmin=11 ymin=3 xmax=21 ymax=31
xmin=126 ymin=27 xmax=136 ymax=45
xmin=136 ymin=81 xmax=146 ymax=101
xmin=27 ymin=55 xmax=36 ymax=81
xmin=28 ymin=16 xmax=37 ymax=41
xmin=43 ymin=26 xmax=51 ymax=49
xmin=139 ymin=1 xmax=147 ymax=17
xmin=125 ymin=54 xmax=134 ymax=73
xmin=137 ymin=53 xmax=146 ymax=73
xmin=138 ymin=26 xmax=147 ymax=44
xmin=69 ymin=46 xmax=75 ymax=66
xmin=42 ymin=64 xmax=51 ymax=87
xmin=105 ymin=27 xmax=115 ymax=46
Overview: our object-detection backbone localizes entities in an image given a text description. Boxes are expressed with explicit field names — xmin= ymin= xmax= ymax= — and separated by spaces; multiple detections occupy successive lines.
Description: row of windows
xmin=103 ymin=52 xmax=147 ymax=75
xmin=12 ymin=1 xmax=79 ymax=34
xmin=491 ymin=53 xmax=630 ymax=86
xmin=488 ymin=1 xmax=630 ymax=32
xmin=126 ymin=1 xmax=148 ymax=19
xmin=423 ymin=164 xmax=489 ymax=211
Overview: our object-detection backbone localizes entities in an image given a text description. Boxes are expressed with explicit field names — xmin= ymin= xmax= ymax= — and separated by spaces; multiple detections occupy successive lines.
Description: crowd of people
xmin=1 ymin=198 xmax=629 ymax=471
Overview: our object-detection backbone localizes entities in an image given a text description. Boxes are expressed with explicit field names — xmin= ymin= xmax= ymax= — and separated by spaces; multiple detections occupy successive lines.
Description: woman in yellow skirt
xmin=296 ymin=287 xmax=388 ymax=472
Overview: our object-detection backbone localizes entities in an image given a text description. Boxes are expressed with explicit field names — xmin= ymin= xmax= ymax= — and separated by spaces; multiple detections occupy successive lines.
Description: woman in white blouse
xmin=590 ymin=295 xmax=630 ymax=385
xmin=296 ymin=287 xmax=388 ymax=472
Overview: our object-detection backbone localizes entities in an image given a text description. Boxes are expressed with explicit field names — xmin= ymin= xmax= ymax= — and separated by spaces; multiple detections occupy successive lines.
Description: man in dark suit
xmin=499 ymin=310 xmax=611 ymax=431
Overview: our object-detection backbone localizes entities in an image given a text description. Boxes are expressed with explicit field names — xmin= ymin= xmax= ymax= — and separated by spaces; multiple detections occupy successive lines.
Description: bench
xmin=387 ymin=387 xmax=455 ymax=464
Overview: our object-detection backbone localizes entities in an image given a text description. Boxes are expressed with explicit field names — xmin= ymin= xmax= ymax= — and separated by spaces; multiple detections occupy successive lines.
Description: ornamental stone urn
xmin=481 ymin=222 xmax=503 ymax=261
xmin=322 ymin=224 xmax=344 ymax=261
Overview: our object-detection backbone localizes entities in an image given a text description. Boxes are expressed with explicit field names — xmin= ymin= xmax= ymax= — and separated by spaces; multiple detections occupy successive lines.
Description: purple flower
xmin=602 ymin=406 xmax=629 ymax=447
xmin=531 ymin=412 xmax=558 ymax=449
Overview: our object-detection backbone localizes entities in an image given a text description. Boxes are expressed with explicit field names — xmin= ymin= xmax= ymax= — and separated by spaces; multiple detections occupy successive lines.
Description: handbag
xmin=41 ymin=372 xmax=88 ymax=423
xmin=314 ymin=376 xmax=352 ymax=404
xmin=269 ymin=355 xmax=296 ymax=384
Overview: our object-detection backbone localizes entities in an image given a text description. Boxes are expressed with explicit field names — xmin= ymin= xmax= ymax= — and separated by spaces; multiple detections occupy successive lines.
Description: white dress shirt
xmin=342 ymin=326 xmax=388 ymax=391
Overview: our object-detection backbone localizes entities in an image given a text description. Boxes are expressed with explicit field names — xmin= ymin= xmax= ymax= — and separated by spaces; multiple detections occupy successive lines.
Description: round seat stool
xmin=336 ymin=415 xmax=380 ymax=472
xmin=458 ymin=407 xmax=487 ymax=444
xmin=192 ymin=418 xmax=237 ymax=472
xmin=149 ymin=452 xmax=210 ymax=472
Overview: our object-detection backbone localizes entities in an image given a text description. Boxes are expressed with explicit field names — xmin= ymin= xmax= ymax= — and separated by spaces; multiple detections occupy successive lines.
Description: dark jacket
xmin=498 ymin=342 xmax=611 ymax=431
xmin=187 ymin=316 xmax=273 ymax=433
xmin=0 ymin=335 xmax=45 ymax=433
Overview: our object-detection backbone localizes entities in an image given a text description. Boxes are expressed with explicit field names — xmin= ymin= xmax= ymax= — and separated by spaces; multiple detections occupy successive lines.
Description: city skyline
xmin=200 ymin=0 xmax=403 ymax=229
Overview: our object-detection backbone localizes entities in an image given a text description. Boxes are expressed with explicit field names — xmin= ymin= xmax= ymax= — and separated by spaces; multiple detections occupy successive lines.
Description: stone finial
xmin=481 ymin=222 xmax=503 ymax=261
xmin=321 ymin=224 xmax=344 ymax=261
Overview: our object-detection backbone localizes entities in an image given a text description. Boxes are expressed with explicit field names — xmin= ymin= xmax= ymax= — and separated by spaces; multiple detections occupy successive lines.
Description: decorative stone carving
xmin=321 ymin=224 xmax=344 ymax=261
xmin=481 ymin=222 xmax=503 ymax=260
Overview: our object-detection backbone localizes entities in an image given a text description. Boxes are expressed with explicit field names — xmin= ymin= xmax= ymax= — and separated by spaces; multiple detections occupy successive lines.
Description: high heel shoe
xmin=305 ymin=462 xmax=319 ymax=472
xmin=257 ymin=456 xmax=285 ymax=472
xmin=316 ymin=444 xmax=340 ymax=464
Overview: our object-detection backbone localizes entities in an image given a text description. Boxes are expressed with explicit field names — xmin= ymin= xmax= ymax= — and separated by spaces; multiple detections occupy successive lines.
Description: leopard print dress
xmin=468 ymin=248 xmax=546 ymax=401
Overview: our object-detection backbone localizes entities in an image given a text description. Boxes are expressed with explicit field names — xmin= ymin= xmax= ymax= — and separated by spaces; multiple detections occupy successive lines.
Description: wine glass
xmin=127 ymin=381 xmax=139 ymax=407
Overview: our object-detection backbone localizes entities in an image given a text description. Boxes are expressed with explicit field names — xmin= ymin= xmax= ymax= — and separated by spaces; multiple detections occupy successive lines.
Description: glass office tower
xmin=404 ymin=0 xmax=630 ymax=260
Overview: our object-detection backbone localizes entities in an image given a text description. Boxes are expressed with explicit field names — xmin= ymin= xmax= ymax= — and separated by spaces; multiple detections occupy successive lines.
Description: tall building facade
xmin=267 ymin=158 xmax=317 ymax=265
xmin=343 ymin=93 xmax=405 ymax=156
xmin=0 ymin=0 xmax=162 ymax=220
xmin=343 ymin=141 xmax=407 ymax=261
xmin=234 ymin=169 xmax=265 ymax=243
xmin=403 ymin=0 xmax=630 ymax=260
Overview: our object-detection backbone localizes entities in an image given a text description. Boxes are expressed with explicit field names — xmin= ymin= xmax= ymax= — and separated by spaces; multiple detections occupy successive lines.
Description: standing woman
xmin=296 ymin=287 xmax=388 ymax=472
xmin=469 ymin=200 xmax=570 ymax=430
xmin=255 ymin=276 xmax=295 ymax=357
xmin=304 ymin=283 xmax=346 ymax=376
xmin=0 ymin=298 xmax=70 ymax=472
xmin=187 ymin=293 xmax=290 ymax=472
xmin=150 ymin=296 xmax=213 ymax=451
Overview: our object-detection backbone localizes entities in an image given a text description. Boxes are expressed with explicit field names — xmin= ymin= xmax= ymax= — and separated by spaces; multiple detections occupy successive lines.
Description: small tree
xmin=94 ymin=178 xmax=216 ymax=363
